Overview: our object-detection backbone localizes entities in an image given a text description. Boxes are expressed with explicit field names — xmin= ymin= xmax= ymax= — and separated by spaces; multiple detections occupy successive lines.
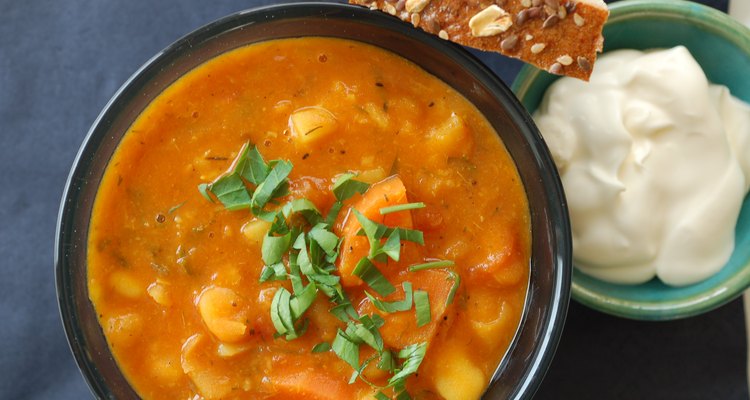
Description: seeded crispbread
xmin=349 ymin=0 xmax=609 ymax=80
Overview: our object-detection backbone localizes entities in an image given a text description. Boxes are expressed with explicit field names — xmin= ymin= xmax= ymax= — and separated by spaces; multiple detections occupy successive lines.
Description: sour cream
xmin=534 ymin=46 xmax=750 ymax=286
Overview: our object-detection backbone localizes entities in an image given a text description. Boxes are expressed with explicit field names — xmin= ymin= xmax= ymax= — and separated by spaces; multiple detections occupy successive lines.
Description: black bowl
xmin=55 ymin=2 xmax=571 ymax=399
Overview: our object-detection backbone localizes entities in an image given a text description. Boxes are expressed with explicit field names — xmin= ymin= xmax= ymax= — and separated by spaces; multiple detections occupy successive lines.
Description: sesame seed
xmin=383 ymin=2 xmax=397 ymax=15
xmin=557 ymin=55 xmax=573 ymax=65
xmin=501 ymin=34 xmax=519 ymax=51
xmin=516 ymin=9 xmax=529 ymax=25
xmin=574 ymin=13 xmax=585 ymax=26
xmin=396 ymin=0 xmax=406 ymax=11
xmin=577 ymin=56 xmax=591 ymax=71
xmin=549 ymin=62 xmax=563 ymax=75
xmin=531 ymin=43 xmax=546 ymax=54
xmin=525 ymin=33 xmax=534 ymax=40
xmin=558 ymin=4 xmax=567 ymax=18
xmin=528 ymin=6 xmax=543 ymax=18
xmin=438 ymin=29 xmax=449 ymax=40
xmin=410 ymin=13 xmax=421 ymax=26
xmin=521 ymin=0 xmax=531 ymax=7
xmin=542 ymin=14 xmax=560 ymax=28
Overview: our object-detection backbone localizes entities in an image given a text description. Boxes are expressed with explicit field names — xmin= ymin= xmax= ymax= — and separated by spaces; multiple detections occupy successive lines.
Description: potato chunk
xmin=425 ymin=113 xmax=473 ymax=166
xmin=242 ymin=218 xmax=271 ymax=246
xmin=431 ymin=343 xmax=486 ymax=400
xmin=181 ymin=334 xmax=233 ymax=399
xmin=289 ymin=106 xmax=337 ymax=146
xmin=197 ymin=287 xmax=248 ymax=343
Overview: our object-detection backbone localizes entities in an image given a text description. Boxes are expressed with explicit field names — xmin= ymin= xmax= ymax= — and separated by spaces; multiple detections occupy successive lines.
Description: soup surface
xmin=88 ymin=37 xmax=530 ymax=400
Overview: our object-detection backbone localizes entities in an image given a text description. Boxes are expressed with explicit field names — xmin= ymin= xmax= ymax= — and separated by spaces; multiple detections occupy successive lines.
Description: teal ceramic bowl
xmin=512 ymin=0 xmax=750 ymax=320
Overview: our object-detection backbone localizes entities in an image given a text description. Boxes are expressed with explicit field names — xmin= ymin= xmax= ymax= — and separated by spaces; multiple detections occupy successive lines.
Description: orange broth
xmin=88 ymin=37 xmax=530 ymax=400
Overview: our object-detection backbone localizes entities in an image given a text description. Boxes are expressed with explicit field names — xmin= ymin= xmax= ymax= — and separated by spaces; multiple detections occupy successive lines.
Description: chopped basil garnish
xmin=352 ymin=257 xmax=396 ymax=297
xmin=388 ymin=343 xmax=427 ymax=388
xmin=332 ymin=329 xmax=361 ymax=370
xmin=261 ymin=232 xmax=292 ymax=266
xmin=236 ymin=143 xmax=270 ymax=185
xmin=366 ymin=282 xmax=413 ymax=313
xmin=312 ymin=342 xmax=331 ymax=353
xmin=207 ymin=172 xmax=252 ymax=210
xmin=414 ymin=290 xmax=431 ymax=327
xmin=408 ymin=260 xmax=460 ymax=306
xmin=333 ymin=173 xmax=370 ymax=201
xmin=408 ymin=260 xmax=455 ymax=271
xmin=251 ymin=159 xmax=292 ymax=212
xmin=379 ymin=202 xmax=426 ymax=215
xmin=199 ymin=144 xmax=453 ymax=397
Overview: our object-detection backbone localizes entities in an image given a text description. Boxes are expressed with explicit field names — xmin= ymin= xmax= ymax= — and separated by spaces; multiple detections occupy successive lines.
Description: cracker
xmin=350 ymin=0 xmax=609 ymax=80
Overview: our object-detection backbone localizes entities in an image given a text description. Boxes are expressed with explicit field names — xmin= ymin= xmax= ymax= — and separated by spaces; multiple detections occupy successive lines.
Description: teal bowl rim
xmin=511 ymin=0 xmax=750 ymax=320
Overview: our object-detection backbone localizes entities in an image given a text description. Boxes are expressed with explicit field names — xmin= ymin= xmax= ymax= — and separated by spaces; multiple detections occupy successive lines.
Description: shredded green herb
xmin=332 ymin=173 xmax=370 ymax=201
xmin=352 ymin=257 xmax=396 ymax=297
xmin=366 ymin=282 xmax=413 ymax=313
xmin=312 ymin=342 xmax=331 ymax=353
xmin=414 ymin=290 xmax=431 ymax=328
xmin=379 ymin=202 xmax=426 ymax=215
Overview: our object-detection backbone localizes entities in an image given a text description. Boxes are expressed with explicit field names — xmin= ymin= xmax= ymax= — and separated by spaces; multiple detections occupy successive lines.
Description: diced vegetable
xmin=146 ymin=281 xmax=171 ymax=306
xmin=197 ymin=287 xmax=248 ymax=343
xmin=289 ymin=106 xmax=338 ymax=146
xmin=425 ymin=113 xmax=473 ymax=166
xmin=431 ymin=343 xmax=485 ymax=400
xmin=359 ymin=269 xmax=454 ymax=349
xmin=181 ymin=334 xmax=233 ymax=399
xmin=110 ymin=271 xmax=143 ymax=299
xmin=266 ymin=367 xmax=352 ymax=400
xmin=337 ymin=176 xmax=414 ymax=287
xmin=242 ymin=218 xmax=272 ymax=246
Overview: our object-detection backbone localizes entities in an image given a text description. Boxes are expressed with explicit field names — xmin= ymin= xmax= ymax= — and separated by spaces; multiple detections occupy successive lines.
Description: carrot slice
xmin=357 ymin=268 xmax=455 ymax=349
xmin=336 ymin=176 xmax=414 ymax=287
xmin=266 ymin=367 xmax=352 ymax=400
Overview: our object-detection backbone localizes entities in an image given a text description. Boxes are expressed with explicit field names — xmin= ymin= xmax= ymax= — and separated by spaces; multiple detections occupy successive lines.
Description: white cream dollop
xmin=534 ymin=46 xmax=750 ymax=286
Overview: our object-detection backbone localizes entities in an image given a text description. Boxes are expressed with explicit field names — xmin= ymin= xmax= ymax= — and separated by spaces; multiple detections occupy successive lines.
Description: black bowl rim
xmin=55 ymin=2 xmax=571 ymax=398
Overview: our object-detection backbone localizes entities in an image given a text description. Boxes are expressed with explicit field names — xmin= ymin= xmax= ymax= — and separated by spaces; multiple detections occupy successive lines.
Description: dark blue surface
xmin=0 ymin=0 xmax=742 ymax=399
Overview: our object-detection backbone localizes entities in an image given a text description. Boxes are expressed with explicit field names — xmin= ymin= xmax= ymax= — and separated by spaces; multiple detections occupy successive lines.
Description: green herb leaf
xmin=262 ymin=232 xmax=292 ymax=265
xmin=356 ymin=226 xmax=424 ymax=246
xmin=408 ymin=260 xmax=460 ymax=306
xmin=282 ymin=198 xmax=323 ymax=226
xmin=352 ymin=257 xmax=396 ymax=297
xmin=377 ymin=350 xmax=396 ymax=372
xmin=375 ymin=392 xmax=390 ymax=400
xmin=251 ymin=159 xmax=292 ymax=212
xmin=236 ymin=143 xmax=270 ymax=185
xmin=168 ymin=201 xmax=186 ymax=214
xmin=388 ymin=343 xmax=427 ymax=387
xmin=395 ymin=389 xmax=413 ymax=400
xmin=309 ymin=224 xmax=340 ymax=256
xmin=446 ymin=270 xmax=461 ymax=306
xmin=312 ymin=342 xmax=331 ymax=353
xmin=333 ymin=173 xmax=370 ymax=201
xmin=414 ymin=290 xmax=431 ymax=328
xmin=408 ymin=260 xmax=455 ymax=271
xmin=381 ymin=228 xmax=401 ymax=261
xmin=366 ymin=282 xmax=413 ymax=313
xmin=197 ymin=183 xmax=214 ymax=202
xmin=208 ymin=172 xmax=252 ymax=210
xmin=290 ymin=282 xmax=318 ymax=319
xmin=330 ymin=302 xmax=359 ymax=323
xmin=379 ymin=202 xmax=426 ymax=215
xmin=270 ymin=288 xmax=293 ymax=336
xmin=259 ymin=262 xmax=287 ymax=282
xmin=332 ymin=329 xmax=360 ymax=370
xmin=325 ymin=201 xmax=344 ymax=226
